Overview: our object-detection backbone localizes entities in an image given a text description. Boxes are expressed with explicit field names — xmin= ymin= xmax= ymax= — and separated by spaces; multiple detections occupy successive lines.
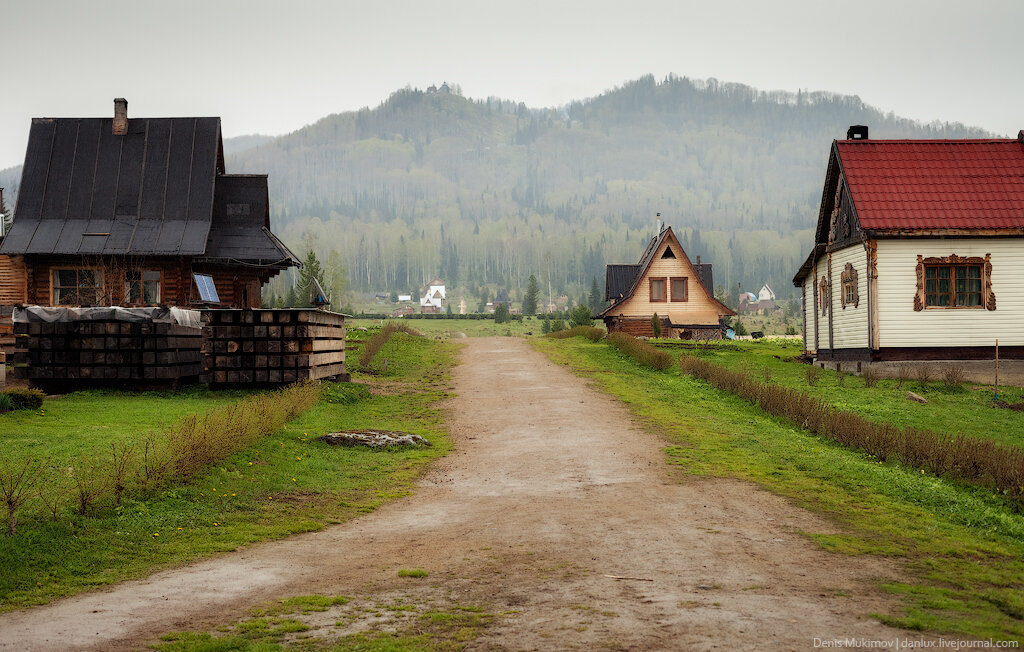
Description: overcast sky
xmin=2 ymin=0 xmax=1022 ymax=171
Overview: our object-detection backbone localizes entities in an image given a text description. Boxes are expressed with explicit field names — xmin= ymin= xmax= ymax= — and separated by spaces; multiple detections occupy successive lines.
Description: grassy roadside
xmin=348 ymin=317 xmax=540 ymax=338
xmin=0 ymin=334 xmax=456 ymax=612
xmin=533 ymin=336 xmax=1024 ymax=643
xmin=665 ymin=338 xmax=1024 ymax=448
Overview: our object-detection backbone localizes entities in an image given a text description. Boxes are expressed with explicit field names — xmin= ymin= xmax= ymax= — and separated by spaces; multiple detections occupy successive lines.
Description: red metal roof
xmin=836 ymin=138 xmax=1024 ymax=230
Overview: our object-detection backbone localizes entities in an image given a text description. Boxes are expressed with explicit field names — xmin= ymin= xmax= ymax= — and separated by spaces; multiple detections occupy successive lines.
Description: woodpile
xmin=12 ymin=319 xmax=201 ymax=385
xmin=200 ymin=309 xmax=347 ymax=387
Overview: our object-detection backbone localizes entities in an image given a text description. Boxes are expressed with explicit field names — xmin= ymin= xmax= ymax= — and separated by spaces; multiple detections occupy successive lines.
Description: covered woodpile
xmin=11 ymin=307 xmax=202 ymax=389
xmin=200 ymin=309 xmax=348 ymax=387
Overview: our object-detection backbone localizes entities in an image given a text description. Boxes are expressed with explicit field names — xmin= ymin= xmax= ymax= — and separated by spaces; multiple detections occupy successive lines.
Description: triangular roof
xmin=835 ymin=136 xmax=1024 ymax=232
xmin=598 ymin=226 xmax=734 ymax=318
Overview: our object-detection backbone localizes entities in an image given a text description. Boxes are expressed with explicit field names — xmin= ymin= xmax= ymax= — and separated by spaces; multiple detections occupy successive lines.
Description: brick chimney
xmin=113 ymin=98 xmax=128 ymax=135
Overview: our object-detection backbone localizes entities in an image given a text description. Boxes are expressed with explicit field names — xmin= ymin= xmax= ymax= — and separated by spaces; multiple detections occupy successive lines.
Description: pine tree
xmin=493 ymin=302 xmax=510 ymax=324
xmin=541 ymin=317 xmax=551 ymax=334
xmin=651 ymin=312 xmax=662 ymax=338
xmin=588 ymin=277 xmax=602 ymax=314
xmin=296 ymin=250 xmax=325 ymax=307
xmin=285 ymin=284 xmax=298 ymax=308
xmin=523 ymin=274 xmax=540 ymax=315
xmin=569 ymin=303 xmax=593 ymax=328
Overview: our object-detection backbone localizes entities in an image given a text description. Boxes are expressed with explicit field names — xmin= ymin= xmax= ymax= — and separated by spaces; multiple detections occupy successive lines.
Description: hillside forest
xmin=1 ymin=74 xmax=988 ymax=314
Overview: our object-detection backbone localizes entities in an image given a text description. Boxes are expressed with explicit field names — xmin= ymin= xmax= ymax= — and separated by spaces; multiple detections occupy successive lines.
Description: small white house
xmin=794 ymin=126 xmax=1024 ymax=365
xmin=419 ymin=278 xmax=446 ymax=313
xmin=757 ymin=284 xmax=776 ymax=302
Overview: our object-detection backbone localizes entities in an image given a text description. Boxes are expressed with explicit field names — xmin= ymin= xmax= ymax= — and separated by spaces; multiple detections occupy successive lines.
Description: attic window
xmin=661 ymin=247 xmax=676 ymax=259
xmin=226 ymin=203 xmax=251 ymax=216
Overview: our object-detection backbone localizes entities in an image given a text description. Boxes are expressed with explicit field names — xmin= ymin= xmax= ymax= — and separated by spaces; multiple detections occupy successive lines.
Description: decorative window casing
xmin=649 ymin=277 xmax=667 ymax=302
xmin=670 ymin=277 xmax=688 ymax=302
xmin=125 ymin=270 xmax=162 ymax=305
xmin=818 ymin=276 xmax=829 ymax=316
xmin=52 ymin=268 xmax=103 ymax=306
xmin=913 ymin=254 xmax=995 ymax=311
xmin=840 ymin=263 xmax=859 ymax=309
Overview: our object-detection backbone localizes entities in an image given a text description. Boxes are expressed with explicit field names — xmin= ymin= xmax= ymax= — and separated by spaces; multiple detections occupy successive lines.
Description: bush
xmin=606 ymin=332 xmax=673 ymax=371
xmin=861 ymin=366 xmax=880 ymax=388
xmin=805 ymin=365 xmax=822 ymax=387
xmin=4 ymin=388 xmax=45 ymax=411
xmin=651 ymin=313 xmax=662 ymax=338
xmin=550 ymin=318 xmax=566 ymax=333
xmin=548 ymin=326 xmax=604 ymax=342
xmin=0 ymin=393 xmax=13 ymax=412
xmin=943 ymin=366 xmax=967 ymax=390
xmin=568 ymin=304 xmax=594 ymax=328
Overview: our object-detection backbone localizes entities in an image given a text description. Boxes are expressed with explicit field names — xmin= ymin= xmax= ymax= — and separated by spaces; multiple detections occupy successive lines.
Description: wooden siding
xmin=606 ymin=239 xmax=722 ymax=325
xmin=829 ymin=244 xmax=869 ymax=349
xmin=18 ymin=256 xmax=267 ymax=309
xmin=803 ymin=270 xmax=817 ymax=352
xmin=0 ymin=255 xmax=27 ymax=304
xmin=876 ymin=238 xmax=1024 ymax=347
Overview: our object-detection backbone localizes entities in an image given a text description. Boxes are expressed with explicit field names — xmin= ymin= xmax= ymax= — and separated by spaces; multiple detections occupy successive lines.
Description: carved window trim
xmin=819 ymin=275 xmax=829 ymax=316
xmin=840 ymin=263 xmax=859 ymax=309
xmin=913 ymin=254 xmax=995 ymax=311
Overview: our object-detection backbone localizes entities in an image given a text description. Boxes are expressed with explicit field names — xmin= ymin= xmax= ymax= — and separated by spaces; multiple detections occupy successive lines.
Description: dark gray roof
xmin=605 ymin=264 xmax=639 ymax=301
xmin=693 ymin=263 xmax=714 ymax=296
xmin=202 ymin=175 xmax=299 ymax=267
xmin=1 ymin=116 xmax=224 ymax=256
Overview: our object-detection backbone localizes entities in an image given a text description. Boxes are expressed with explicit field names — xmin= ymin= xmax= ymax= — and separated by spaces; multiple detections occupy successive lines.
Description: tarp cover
xmin=13 ymin=306 xmax=201 ymax=327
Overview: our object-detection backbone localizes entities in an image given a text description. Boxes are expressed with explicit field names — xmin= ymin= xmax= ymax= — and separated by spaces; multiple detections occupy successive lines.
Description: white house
xmin=419 ymin=278 xmax=446 ymax=313
xmin=757 ymin=284 xmax=776 ymax=302
xmin=793 ymin=126 xmax=1024 ymax=368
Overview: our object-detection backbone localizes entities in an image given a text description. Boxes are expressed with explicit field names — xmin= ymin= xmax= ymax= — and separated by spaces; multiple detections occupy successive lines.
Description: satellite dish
xmin=310 ymin=277 xmax=330 ymax=308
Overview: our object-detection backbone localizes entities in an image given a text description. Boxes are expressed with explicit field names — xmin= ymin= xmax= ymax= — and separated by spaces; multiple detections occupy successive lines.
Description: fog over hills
xmin=3 ymin=75 xmax=989 ymax=303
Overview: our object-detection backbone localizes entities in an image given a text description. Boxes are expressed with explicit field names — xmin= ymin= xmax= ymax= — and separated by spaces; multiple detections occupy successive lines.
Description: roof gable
xmin=1 ymin=116 xmax=223 ymax=256
xmin=836 ymin=137 xmax=1024 ymax=231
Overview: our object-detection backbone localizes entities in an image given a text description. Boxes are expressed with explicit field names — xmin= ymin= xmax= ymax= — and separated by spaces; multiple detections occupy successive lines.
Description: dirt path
xmin=1 ymin=337 xmax=920 ymax=650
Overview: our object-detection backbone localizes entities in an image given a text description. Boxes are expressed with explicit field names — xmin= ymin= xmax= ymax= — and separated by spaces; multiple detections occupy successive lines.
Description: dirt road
xmin=0 ymin=337 xmax=914 ymax=650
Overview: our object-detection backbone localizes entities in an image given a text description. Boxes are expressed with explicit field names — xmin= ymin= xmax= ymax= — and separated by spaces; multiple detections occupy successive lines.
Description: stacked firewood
xmin=12 ymin=320 xmax=201 ymax=385
xmin=199 ymin=309 xmax=347 ymax=386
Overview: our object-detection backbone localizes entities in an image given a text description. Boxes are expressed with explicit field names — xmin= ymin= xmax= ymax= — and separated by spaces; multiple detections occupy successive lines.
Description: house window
xmin=52 ymin=268 xmax=103 ymax=306
xmin=125 ymin=270 xmax=162 ymax=305
xmin=914 ymin=254 xmax=995 ymax=311
xmin=925 ymin=264 xmax=981 ymax=307
xmin=649 ymin=277 xmax=667 ymax=302
xmin=661 ymin=247 xmax=676 ymax=259
xmin=670 ymin=277 xmax=688 ymax=302
xmin=840 ymin=262 xmax=859 ymax=309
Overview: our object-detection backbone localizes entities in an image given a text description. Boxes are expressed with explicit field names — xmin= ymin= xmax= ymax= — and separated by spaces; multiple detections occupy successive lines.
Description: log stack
xmin=199 ymin=309 xmax=347 ymax=387
xmin=11 ymin=319 xmax=202 ymax=387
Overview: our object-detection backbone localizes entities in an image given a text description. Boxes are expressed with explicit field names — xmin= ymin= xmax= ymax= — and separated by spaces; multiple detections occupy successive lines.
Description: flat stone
xmin=318 ymin=430 xmax=432 ymax=448
xmin=906 ymin=391 xmax=928 ymax=404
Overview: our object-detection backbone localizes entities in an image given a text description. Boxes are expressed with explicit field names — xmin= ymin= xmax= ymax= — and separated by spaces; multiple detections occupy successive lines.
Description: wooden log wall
xmin=12 ymin=320 xmax=202 ymax=388
xmin=200 ymin=309 xmax=346 ymax=386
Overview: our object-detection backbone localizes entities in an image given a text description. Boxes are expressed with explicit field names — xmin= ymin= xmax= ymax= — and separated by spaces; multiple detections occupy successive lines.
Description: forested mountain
xmin=230 ymin=74 xmax=986 ymax=306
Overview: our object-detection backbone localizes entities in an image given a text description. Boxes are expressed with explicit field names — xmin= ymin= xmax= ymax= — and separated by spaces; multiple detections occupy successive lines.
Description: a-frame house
xmin=599 ymin=225 xmax=734 ymax=338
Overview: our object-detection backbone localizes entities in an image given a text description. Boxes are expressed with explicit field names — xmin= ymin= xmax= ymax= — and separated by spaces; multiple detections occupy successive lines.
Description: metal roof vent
xmin=847 ymin=125 xmax=869 ymax=140
xmin=113 ymin=98 xmax=128 ymax=135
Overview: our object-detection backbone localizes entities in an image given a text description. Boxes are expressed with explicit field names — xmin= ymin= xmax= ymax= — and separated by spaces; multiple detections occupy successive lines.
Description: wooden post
xmin=994 ymin=338 xmax=999 ymax=401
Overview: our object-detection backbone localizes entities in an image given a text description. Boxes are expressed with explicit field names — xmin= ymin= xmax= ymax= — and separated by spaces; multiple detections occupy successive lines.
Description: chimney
xmin=1018 ymin=130 xmax=1024 ymax=143
xmin=113 ymin=98 xmax=128 ymax=135
xmin=656 ymin=212 xmax=662 ymax=234
xmin=846 ymin=125 xmax=869 ymax=140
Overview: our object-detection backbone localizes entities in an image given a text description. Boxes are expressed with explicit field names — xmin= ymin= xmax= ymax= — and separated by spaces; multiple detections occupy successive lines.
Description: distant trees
xmin=523 ymin=275 xmax=540 ymax=315
xmin=588 ymin=277 xmax=602 ymax=314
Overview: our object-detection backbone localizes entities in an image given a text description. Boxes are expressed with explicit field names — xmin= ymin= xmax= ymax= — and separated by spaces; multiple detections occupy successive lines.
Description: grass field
xmin=662 ymin=338 xmax=1024 ymax=449
xmin=347 ymin=317 xmax=541 ymax=339
xmin=534 ymin=335 xmax=1024 ymax=643
xmin=0 ymin=332 xmax=455 ymax=611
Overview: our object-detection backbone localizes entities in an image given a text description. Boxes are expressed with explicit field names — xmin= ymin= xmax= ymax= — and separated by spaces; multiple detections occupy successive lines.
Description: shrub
xmin=358 ymin=322 xmax=420 ymax=370
xmin=606 ymin=332 xmax=673 ymax=371
xmin=548 ymin=326 xmax=604 ymax=342
xmin=896 ymin=365 xmax=912 ymax=389
xmin=0 ymin=393 xmax=13 ymax=412
xmin=568 ymin=304 xmax=594 ymax=328
xmin=861 ymin=366 xmax=880 ymax=388
xmin=805 ymin=365 xmax=822 ymax=387
xmin=651 ymin=313 xmax=662 ymax=338
xmin=916 ymin=365 xmax=933 ymax=384
xmin=550 ymin=318 xmax=566 ymax=333
xmin=942 ymin=366 xmax=967 ymax=390
xmin=677 ymin=355 xmax=1024 ymax=503
xmin=4 ymin=388 xmax=45 ymax=411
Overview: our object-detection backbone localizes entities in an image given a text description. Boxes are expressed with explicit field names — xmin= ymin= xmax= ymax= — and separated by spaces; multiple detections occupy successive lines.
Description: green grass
xmin=348 ymin=317 xmax=540 ymax=338
xmin=153 ymin=595 xmax=495 ymax=651
xmin=0 ymin=334 xmax=455 ymax=612
xmin=397 ymin=568 xmax=429 ymax=578
xmin=659 ymin=338 xmax=1024 ymax=449
xmin=533 ymin=335 xmax=1024 ymax=643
